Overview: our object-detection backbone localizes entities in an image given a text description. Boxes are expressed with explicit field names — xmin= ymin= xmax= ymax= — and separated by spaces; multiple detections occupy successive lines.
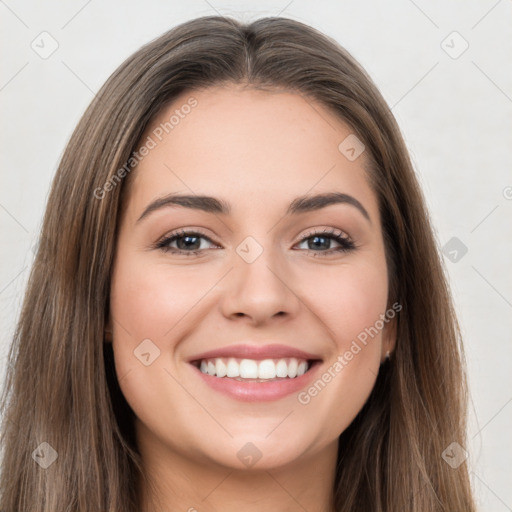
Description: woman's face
xmin=108 ymin=85 xmax=395 ymax=471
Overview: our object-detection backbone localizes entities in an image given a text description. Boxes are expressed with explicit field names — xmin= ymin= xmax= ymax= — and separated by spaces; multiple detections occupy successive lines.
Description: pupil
xmin=178 ymin=235 xmax=200 ymax=250
xmin=310 ymin=236 xmax=329 ymax=250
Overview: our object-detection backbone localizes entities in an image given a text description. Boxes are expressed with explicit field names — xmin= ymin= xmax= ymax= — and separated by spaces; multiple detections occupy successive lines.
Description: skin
xmin=107 ymin=84 xmax=396 ymax=512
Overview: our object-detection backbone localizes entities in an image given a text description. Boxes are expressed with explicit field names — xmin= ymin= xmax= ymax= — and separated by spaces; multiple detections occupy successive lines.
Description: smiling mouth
xmin=191 ymin=357 xmax=319 ymax=382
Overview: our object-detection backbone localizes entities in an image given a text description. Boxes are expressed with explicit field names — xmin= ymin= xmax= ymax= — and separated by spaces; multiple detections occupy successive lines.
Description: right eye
xmin=155 ymin=229 xmax=220 ymax=256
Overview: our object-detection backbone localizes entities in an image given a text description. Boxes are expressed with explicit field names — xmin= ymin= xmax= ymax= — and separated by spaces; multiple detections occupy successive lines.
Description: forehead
xmin=124 ymin=85 xmax=378 ymax=222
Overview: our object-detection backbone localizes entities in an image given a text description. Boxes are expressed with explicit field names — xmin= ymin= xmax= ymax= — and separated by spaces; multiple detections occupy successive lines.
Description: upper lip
xmin=188 ymin=343 xmax=322 ymax=362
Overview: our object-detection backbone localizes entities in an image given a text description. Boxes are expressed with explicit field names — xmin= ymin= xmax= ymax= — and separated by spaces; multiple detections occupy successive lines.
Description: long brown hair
xmin=0 ymin=15 xmax=476 ymax=511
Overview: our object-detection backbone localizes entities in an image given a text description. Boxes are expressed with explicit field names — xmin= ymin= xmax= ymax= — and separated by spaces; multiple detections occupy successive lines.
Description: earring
xmin=385 ymin=350 xmax=391 ymax=360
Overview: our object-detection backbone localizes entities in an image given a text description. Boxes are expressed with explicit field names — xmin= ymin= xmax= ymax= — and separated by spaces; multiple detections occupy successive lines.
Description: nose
xmin=219 ymin=243 xmax=301 ymax=326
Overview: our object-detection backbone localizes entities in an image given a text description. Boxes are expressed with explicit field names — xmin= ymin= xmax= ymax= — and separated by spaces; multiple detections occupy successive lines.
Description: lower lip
xmin=191 ymin=362 xmax=322 ymax=402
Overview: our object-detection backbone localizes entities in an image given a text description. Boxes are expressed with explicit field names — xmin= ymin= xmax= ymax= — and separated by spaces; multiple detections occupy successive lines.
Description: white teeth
xmin=226 ymin=358 xmax=239 ymax=377
xmin=258 ymin=359 xmax=276 ymax=379
xmin=215 ymin=359 xmax=227 ymax=377
xmin=239 ymin=359 xmax=259 ymax=378
xmin=197 ymin=357 xmax=311 ymax=380
xmin=287 ymin=359 xmax=298 ymax=378
xmin=276 ymin=359 xmax=288 ymax=378
xmin=297 ymin=361 xmax=308 ymax=376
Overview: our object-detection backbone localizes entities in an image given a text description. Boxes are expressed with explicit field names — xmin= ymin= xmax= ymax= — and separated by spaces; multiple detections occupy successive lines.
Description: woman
xmin=0 ymin=15 xmax=476 ymax=511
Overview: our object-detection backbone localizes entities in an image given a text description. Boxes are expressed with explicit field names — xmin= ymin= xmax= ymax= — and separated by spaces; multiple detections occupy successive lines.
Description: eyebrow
xmin=136 ymin=191 xmax=371 ymax=223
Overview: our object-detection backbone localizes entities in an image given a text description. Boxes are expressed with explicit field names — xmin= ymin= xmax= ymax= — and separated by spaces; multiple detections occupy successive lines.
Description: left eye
xmin=297 ymin=234 xmax=346 ymax=251
xmin=295 ymin=229 xmax=355 ymax=255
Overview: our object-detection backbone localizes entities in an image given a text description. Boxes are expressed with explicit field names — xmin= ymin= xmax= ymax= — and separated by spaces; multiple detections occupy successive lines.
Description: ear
xmin=381 ymin=313 xmax=397 ymax=362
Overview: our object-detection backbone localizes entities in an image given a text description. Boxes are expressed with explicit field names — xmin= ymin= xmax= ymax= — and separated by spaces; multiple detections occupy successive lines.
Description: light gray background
xmin=1 ymin=1 xmax=511 ymax=509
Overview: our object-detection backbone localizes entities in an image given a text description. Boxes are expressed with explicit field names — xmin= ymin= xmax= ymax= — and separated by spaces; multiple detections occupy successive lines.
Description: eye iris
xmin=177 ymin=235 xmax=200 ymax=250
xmin=309 ymin=235 xmax=330 ymax=250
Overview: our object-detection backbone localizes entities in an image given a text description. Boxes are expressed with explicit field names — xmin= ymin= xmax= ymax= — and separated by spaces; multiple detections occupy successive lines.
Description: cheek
xmin=110 ymin=254 xmax=212 ymax=341
xmin=109 ymin=255 xmax=209 ymax=439
xmin=299 ymin=257 xmax=389 ymax=350
xmin=293 ymin=259 xmax=388 ymax=437
xmin=109 ymin=253 xmax=231 ymax=407
xmin=108 ymin=254 xmax=196 ymax=393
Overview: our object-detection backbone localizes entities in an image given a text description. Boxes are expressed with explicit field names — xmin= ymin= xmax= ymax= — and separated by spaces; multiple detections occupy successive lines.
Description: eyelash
xmin=154 ymin=227 xmax=356 ymax=257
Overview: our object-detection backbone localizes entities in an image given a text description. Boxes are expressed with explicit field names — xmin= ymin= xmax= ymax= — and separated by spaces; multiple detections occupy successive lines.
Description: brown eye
xmin=296 ymin=228 xmax=355 ymax=255
xmin=156 ymin=229 xmax=218 ymax=255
